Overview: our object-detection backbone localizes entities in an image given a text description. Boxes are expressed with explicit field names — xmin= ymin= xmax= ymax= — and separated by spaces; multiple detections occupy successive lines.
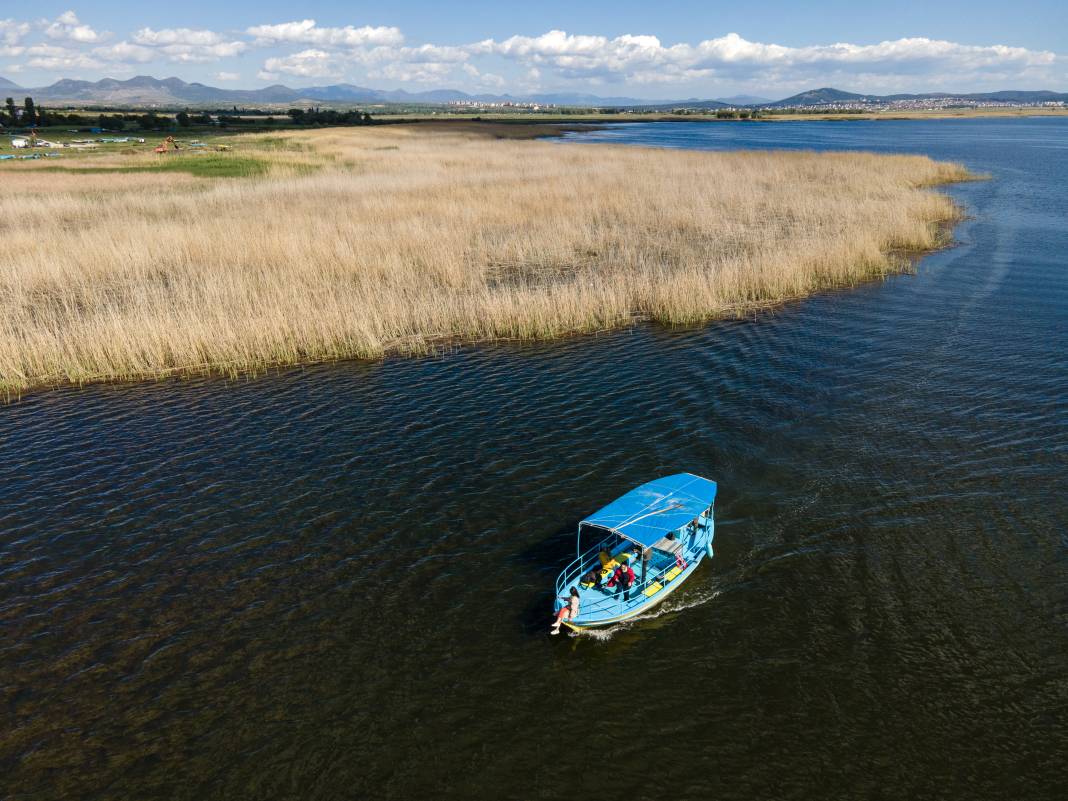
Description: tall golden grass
xmin=0 ymin=124 xmax=972 ymax=394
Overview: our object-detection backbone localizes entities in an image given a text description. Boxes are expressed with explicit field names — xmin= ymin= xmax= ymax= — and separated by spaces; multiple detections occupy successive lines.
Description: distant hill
xmin=300 ymin=84 xmax=405 ymax=103
xmin=9 ymin=75 xmax=1068 ymax=110
xmin=765 ymin=87 xmax=873 ymax=107
xmin=876 ymin=89 xmax=1068 ymax=103
xmin=716 ymin=94 xmax=772 ymax=105
xmin=525 ymin=92 xmax=665 ymax=106
xmin=299 ymin=84 xmax=476 ymax=103
xmin=32 ymin=76 xmax=306 ymax=105
xmin=630 ymin=98 xmax=729 ymax=111
xmin=20 ymin=75 xmax=675 ymax=107
xmin=300 ymin=85 xmax=673 ymax=107
xmin=762 ymin=86 xmax=1068 ymax=107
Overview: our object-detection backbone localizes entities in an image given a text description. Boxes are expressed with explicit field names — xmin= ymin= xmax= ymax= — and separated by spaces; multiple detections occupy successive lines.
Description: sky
xmin=1 ymin=1 xmax=1066 ymax=98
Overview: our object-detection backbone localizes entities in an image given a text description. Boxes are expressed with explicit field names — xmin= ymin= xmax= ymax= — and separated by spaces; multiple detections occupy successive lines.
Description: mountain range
xmin=765 ymin=86 xmax=1068 ymax=106
xmin=1 ymin=75 xmax=1066 ymax=109
xmin=0 ymin=75 xmax=688 ymax=107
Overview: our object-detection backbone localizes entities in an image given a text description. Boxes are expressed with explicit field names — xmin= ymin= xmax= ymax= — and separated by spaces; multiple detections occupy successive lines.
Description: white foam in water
xmin=569 ymin=585 xmax=723 ymax=641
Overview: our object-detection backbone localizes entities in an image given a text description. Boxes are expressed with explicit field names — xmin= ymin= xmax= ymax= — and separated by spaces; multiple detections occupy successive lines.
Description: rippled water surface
xmin=2 ymin=119 xmax=1067 ymax=800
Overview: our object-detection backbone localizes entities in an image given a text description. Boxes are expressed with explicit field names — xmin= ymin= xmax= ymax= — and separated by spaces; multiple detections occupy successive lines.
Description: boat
xmin=552 ymin=472 xmax=717 ymax=631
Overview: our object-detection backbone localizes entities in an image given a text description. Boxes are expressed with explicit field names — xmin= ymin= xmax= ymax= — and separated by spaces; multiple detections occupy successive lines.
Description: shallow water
xmin=2 ymin=118 xmax=1067 ymax=800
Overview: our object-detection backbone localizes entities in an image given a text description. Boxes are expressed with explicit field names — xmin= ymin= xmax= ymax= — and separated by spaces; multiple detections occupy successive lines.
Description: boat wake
xmin=569 ymin=585 xmax=722 ymax=641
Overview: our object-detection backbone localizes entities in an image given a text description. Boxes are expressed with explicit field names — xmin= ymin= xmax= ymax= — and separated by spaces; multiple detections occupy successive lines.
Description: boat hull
xmin=563 ymin=552 xmax=704 ymax=629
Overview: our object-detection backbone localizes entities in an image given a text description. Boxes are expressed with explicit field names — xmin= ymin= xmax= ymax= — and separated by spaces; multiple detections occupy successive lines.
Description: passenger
xmin=607 ymin=561 xmax=636 ymax=602
xmin=551 ymin=587 xmax=581 ymax=635
xmin=591 ymin=545 xmax=615 ymax=585
xmin=582 ymin=564 xmax=603 ymax=588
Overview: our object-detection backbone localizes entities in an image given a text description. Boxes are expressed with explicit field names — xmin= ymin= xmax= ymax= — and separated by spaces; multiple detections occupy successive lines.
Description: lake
xmin=2 ymin=117 xmax=1066 ymax=800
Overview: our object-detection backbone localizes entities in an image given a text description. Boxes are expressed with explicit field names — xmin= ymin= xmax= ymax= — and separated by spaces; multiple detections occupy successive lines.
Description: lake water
xmin=2 ymin=118 xmax=1066 ymax=800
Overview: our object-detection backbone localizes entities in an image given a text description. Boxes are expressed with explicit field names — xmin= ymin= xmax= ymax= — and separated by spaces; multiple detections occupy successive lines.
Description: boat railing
xmin=554 ymin=532 xmax=617 ymax=597
xmin=574 ymin=545 xmax=703 ymax=620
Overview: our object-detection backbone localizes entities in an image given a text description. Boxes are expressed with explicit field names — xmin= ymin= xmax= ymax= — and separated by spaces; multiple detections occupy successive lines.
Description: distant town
xmin=446 ymin=94 xmax=1068 ymax=115
xmin=1 ymin=76 xmax=1066 ymax=116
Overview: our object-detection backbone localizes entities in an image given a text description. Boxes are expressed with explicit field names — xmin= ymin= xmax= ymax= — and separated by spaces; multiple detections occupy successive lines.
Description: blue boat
xmin=552 ymin=473 xmax=717 ymax=631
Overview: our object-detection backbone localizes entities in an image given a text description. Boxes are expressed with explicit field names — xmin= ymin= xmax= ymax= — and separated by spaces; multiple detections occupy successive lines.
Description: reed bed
xmin=0 ymin=125 xmax=972 ymax=394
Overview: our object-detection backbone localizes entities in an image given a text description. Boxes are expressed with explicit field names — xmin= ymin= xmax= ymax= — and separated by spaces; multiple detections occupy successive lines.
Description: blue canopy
xmin=580 ymin=473 xmax=718 ymax=548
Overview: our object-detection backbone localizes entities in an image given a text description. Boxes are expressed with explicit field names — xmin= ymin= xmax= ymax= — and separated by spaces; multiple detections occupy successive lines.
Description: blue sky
xmin=2 ymin=1 xmax=1065 ymax=97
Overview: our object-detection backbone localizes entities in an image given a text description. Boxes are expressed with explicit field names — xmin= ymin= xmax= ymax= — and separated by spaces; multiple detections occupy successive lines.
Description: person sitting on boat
xmin=607 ymin=562 xmax=636 ymax=602
xmin=582 ymin=564 xmax=604 ymax=589
xmin=551 ymin=587 xmax=581 ymax=635
xmin=589 ymin=545 xmax=618 ymax=586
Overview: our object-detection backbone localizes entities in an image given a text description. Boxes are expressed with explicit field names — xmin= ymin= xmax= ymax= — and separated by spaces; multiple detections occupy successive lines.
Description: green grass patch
xmin=245 ymin=136 xmax=310 ymax=152
xmin=152 ymin=155 xmax=269 ymax=177
xmin=29 ymin=154 xmax=272 ymax=178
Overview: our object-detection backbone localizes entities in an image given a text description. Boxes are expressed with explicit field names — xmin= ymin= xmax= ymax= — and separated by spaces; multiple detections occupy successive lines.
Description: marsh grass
xmin=0 ymin=125 xmax=974 ymax=395
xmin=35 ymin=155 xmax=274 ymax=178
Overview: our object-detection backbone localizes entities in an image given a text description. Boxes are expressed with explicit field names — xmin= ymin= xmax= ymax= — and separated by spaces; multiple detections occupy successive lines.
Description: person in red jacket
xmin=607 ymin=561 xmax=636 ymax=602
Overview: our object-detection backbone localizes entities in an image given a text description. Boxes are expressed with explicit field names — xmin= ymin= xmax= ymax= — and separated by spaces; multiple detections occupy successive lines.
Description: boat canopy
xmin=579 ymin=473 xmax=718 ymax=548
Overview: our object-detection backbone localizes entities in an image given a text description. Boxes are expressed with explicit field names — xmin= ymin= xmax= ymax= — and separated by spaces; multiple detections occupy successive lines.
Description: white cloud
xmin=261 ymin=48 xmax=340 ymax=78
xmin=473 ymin=30 xmax=1060 ymax=87
xmin=255 ymin=40 xmax=469 ymax=84
xmin=42 ymin=11 xmax=105 ymax=44
xmin=215 ymin=71 xmax=240 ymax=81
xmin=471 ymin=30 xmax=697 ymax=83
xmin=2 ymin=15 xmax=1063 ymax=95
xmin=1 ymin=18 xmax=30 ymax=46
xmin=132 ymin=27 xmax=225 ymax=46
xmin=346 ymin=43 xmax=469 ymax=81
xmin=157 ymin=42 xmax=247 ymax=63
xmin=25 ymin=43 xmax=105 ymax=71
xmin=93 ymin=41 xmax=154 ymax=63
xmin=248 ymin=19 xmax=403 ymax=48
xmin=367 ymin=61 xmax=453 ymax=84
xmin=462 ymin=63 xmax=505 ymax=89
xmin=687 ymin=33 xmax=1056 ymax=73
xmin=363 ymin=43 xmax=468 ymax=65
xmin=128 ymin=27 xmax=246 ymax=62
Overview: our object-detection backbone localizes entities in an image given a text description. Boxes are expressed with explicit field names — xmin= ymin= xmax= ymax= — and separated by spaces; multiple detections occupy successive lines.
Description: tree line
xmin=3 ymin=97 xmax=375 ymax=131
xmin=2 ymin=97 xmax=212 ymax=130
xmin=286 ymin=108 xmax=373 ymax=125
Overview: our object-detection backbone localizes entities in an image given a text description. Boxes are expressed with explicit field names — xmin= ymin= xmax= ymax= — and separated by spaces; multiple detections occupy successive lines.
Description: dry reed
xmin=0 ymin=125 xmax=973 ymax=395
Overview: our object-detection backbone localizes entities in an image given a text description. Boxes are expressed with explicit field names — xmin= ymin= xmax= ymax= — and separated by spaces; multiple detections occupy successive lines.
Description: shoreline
xmin=1 ymin=124 xmax=977 ymax=398
xmin=367 ymin=108 xmax=1068 ymax=125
